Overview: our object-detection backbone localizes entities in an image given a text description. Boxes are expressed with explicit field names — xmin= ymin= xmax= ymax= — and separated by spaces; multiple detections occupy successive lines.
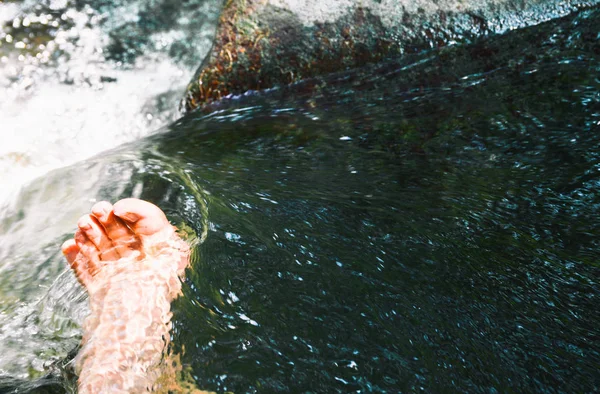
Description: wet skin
xmin=62 ymin=198 xmax=190 ymax=393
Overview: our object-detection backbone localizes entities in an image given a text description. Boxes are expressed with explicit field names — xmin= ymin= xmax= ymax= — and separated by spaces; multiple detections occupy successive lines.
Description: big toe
xmin=91 ymin=200 xmax=136 ymax=247
xmin=113 ymin=198 xmax=173 ymax=237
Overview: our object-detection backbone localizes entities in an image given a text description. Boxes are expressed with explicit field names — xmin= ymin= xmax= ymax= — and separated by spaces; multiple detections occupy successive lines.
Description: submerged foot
xmin=62 ymin=198 xmax=188 ymax=291
xmin=61 ymin=198 xmax=190 ymax=393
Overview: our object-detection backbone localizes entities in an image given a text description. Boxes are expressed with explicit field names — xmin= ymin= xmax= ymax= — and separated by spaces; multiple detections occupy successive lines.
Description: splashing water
xmin=0 ymin=1 xmax=599 ymax=393
xmin=0 ymin=0 xmax=220 ymax=207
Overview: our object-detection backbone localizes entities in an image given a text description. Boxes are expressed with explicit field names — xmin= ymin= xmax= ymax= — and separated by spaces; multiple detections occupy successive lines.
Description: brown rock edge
xmin=183 ymin=0 xmax=597 ymax=111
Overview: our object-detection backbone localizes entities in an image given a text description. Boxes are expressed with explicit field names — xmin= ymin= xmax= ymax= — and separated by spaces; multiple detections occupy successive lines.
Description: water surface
xmin=1 ymin=4 xmax=600 ymax=394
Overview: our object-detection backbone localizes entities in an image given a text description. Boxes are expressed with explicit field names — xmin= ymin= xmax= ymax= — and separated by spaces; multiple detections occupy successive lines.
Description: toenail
xmin=119 ymin=212 xmax=139 ymax=222
xmin=78 ymin=220 xmax=91 ymax=230
xmin=93 ymin=206 xmax=109 ymax=219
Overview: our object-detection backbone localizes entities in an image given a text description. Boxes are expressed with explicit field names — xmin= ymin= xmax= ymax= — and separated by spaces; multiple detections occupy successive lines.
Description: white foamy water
xmin=0 ymin=7 xmax=176 ymax=207
xmin=0 ymin=0 xmax=217 ymax=209
xmin=0 ymin=0 xmax=218 ymax=379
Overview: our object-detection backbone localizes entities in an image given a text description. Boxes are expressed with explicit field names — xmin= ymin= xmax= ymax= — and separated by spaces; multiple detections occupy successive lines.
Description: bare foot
xmin=62 ymin=198 xmax=190 ymax=393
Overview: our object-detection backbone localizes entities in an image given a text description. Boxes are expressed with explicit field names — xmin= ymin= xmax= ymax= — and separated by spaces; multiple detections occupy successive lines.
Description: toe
xmin=78 ymin=214 xmax=120 ymax=260
xmin=67 ymin=232 xmax=95 ymax=289
xmin=91 ymin=200 xmax=113 ymax=220
xmin=75 ymin=229 xmax=100 ymax=276
xmin=71 ymin=253 xmax=93 ymax=289
xmin=92 ymin=201 xmax=134 ymax=239
xmin=113 ymin=198 xmax=172 ymax=237
xmin=91 ymin=201 xmax=138 ymax=257
xmin=69 ymin=253 xmax=92 ymax=288
xmin=61 ymin=239 xmax=80 ymax=264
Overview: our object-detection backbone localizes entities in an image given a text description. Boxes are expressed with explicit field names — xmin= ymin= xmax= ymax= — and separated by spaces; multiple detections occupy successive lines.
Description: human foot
xmin=61 ymin=198 xmax=190 ymax=393
xmin=62 ymin=198 xmax=189 ymax=289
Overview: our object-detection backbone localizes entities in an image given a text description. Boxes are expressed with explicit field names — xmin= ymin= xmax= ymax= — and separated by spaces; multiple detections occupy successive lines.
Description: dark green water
xmin=134 ymin=7 xmax=600 ymax=392
xmin=2 ymin=5 xmax=600 ymax=394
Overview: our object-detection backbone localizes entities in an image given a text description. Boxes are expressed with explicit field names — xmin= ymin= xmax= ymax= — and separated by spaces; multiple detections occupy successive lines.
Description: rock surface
xmin=183 ymin=0 xmax=598 ymax=111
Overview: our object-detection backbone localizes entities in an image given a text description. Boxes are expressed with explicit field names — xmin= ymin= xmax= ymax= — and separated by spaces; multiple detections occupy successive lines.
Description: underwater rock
xmin=183 ymin=0 xmax=598 ymax=111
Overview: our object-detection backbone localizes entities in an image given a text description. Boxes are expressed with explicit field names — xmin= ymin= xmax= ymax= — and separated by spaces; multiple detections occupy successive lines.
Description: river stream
xmin=1 ymin=1 xmax=599 ymax=393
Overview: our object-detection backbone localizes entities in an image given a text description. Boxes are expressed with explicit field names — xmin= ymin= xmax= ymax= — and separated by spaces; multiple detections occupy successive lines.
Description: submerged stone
xmin=183 ymin=0 xmax=598 ymax=111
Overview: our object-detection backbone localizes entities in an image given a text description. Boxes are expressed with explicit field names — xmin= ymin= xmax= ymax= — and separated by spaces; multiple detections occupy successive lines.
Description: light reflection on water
xmin=0 ymin=1 xmax=599 ymax=393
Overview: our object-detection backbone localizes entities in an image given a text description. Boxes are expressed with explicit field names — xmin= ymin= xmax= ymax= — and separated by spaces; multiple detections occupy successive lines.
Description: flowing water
xmin=0 ymin=0 xmax=220 ymax=205
xmin=1 ymin=1 xmax=600 ymax=393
